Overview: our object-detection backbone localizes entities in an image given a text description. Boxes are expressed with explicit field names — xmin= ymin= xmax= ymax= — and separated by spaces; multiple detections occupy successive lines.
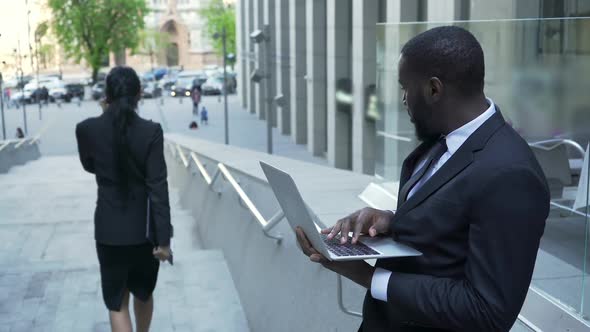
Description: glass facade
xmin=376 ymin=18 xmax=590 ymax=321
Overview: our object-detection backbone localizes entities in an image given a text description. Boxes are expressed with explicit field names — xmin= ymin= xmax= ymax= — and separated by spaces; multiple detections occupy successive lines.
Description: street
xmin=1 ymin=94 xmax=327 ymax=165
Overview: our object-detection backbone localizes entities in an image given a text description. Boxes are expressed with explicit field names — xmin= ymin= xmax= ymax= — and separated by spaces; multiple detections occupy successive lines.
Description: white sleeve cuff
xmin=370 ymin=267 xmax=392 ymax=302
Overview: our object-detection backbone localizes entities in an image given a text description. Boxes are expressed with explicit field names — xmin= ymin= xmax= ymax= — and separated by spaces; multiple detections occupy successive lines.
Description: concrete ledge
xmin=165 ymin=133 xmax=372 ymax=331
xmin=164 ymin=134 xmax=590 ymax=332
xmin=0 ymin=139 xmax=41 ymax=174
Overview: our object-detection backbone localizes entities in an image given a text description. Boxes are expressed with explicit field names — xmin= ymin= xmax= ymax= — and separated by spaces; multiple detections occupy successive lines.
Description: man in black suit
xmin=295 ymin=26 xmax=550 ymax=331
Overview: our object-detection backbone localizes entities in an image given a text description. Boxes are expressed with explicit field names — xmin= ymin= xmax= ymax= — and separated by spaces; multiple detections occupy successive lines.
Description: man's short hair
xmin=401 ymin=26 xmax=485 ymax=96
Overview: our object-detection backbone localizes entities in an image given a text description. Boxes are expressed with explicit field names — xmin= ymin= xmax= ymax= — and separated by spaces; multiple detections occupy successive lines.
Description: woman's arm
xmin=145 ymin=124 xmax=172 ymax=246
xmin=75 ymin=122 xmax=95 ymax=173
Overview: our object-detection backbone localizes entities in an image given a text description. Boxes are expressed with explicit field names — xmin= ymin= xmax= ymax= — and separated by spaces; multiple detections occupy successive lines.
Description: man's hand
xmin=295 ymin=227 xmax=375 ymax=289
xmin=322 ymin=207 xmax=394 ymax=244
xmin=153 ymin=246 xmax=172 ymax=262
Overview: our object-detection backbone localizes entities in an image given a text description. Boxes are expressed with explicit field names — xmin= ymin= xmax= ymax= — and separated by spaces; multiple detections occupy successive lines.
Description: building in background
xmin=236 ymin=0 xmax=590 ymax=174
xmin=124 ymin=0 xmax=221 ymax=71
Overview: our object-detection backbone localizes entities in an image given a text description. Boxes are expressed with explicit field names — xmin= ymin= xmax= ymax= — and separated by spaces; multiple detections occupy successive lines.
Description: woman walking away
xmin=75 ymin=66 xmax=173 ymax=332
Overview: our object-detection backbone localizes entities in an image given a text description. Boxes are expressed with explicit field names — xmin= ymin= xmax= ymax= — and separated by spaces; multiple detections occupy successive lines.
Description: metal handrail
xmin=168 ymin=141 xmax=177 ymax=158
xmin=376 ymin=130 xmax=413 ymax=143
xmin=14 ymin=137 xmax=33 ymax=148
xmin=175 ymin=144 xmax=189 ymax=168
xmin=217 ymin=163 xmax=284 ymax=242
xmin=516 ymin=314 xmax=543 ymax=332
xmin=0 ymin=141 xmax=11 ymax=152
xmin=190 ymin=152 xmax=212 ymax=184
xmin=29 ymin=135 xmax=41 ymax=145
xmin=337 ymin=275 xmax=362 ymax=317
xmin=169 ymin=142 xmax=382 ymax=317
xmin=529 ymin=138 xmax=586 ymax=157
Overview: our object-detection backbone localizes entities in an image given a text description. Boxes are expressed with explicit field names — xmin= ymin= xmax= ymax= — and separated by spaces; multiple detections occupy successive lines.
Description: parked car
xmin=161 ymin=73 xmax=178 ymax=91
xmin=66 ymin=83 xmax=85 ymax=100
xmin=152 ymin=67 xmax=168 ymax=80
xmin=204 ymin=65 xmax=220 ymax=78
xmin=14 ymin=75 xmax=33 ymax=89
xmin=11 ymin=89 xmax=33 ymax=104
xmin=92 ymin=82 xmax=105 ymax=100
xmin=142 ymin=82 xmax=162 ymax=98
xmin=49 ymin=83 xmax=71 ymax=103
xmin=201 ymin=77 xmax=224 ymax=95
xmin=193 ymin=72 xmax=208 ymax=87
xmin=170 ymin=71 xmax=207 ymax=97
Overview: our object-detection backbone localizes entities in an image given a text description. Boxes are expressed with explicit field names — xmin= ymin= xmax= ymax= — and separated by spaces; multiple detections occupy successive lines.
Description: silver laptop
xmin=260 ymin=161 xmax=422 ymax=261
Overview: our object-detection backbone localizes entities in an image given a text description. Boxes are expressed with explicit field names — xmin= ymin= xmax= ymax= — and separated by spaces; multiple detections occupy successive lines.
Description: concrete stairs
xmin=0 ymin=156 xmax=249 ymax=332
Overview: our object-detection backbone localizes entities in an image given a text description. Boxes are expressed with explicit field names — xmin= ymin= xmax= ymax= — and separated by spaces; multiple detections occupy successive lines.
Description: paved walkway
xmin=0 ymin=156 xmax=249 ymax=331
xmin=2 ymin=95 xmax=328 ymax=167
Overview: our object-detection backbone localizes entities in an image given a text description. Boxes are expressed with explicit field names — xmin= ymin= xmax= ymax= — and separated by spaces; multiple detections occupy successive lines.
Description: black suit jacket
xmin=75 ymin=111 xmax=172 ymax=246
xmin=360 ymin=111 xmax=550 ymax=331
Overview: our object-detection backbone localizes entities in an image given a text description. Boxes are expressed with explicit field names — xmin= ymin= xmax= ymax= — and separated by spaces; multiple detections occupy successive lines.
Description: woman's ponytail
xmin=104 ymin=67 xmax=141 ymax=196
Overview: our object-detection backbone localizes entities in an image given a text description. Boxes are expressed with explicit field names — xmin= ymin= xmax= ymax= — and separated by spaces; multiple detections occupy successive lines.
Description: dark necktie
xmin=398 ymin=139 xmax=448 ymax=207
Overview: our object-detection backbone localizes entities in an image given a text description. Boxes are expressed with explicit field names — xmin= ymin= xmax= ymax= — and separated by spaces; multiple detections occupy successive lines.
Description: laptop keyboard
xmin=321 ymin=234 xmax=380 ymax=257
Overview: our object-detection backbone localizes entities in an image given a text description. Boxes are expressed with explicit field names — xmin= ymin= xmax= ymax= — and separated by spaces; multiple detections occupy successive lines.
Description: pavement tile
xmin=8 ymin=320 xmax=34 ymax=332
xmin=1 ymin=122 xmax=250 ymax=331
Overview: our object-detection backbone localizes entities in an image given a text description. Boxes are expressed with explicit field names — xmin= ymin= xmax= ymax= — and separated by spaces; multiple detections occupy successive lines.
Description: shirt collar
xmin=445 ymin=98 xmax=496 ymax=155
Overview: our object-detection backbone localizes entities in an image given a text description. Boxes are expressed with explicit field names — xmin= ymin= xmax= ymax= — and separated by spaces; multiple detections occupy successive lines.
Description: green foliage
xmin=48 ymin=0 xmax=148 ymax=82
xmin=136 ymin=28 xmax=171 ymax=56
xmin=35 ymin=21 xmax=50 ymax=41
xmin=38 ymin=44 xmax=54 ymax=69
xmin=199 ymin=0 xmax=236 ymax=60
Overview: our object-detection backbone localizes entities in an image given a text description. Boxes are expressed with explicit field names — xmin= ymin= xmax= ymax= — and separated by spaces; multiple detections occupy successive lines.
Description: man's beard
xmin=414 ymin=120 xmax=439 ymax=144
xmin=411 ymin=102 xmax=439 ymax=144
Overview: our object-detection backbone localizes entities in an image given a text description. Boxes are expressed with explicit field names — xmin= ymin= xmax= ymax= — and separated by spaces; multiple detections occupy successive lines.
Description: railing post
xmin=262 ymin=210 xmax=285 ymax=243
xmin=337 ymin=275 xmax=362 ymax=317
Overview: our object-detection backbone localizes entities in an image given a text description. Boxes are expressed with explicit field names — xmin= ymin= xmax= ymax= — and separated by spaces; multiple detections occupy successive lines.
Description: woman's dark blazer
xmin=75 ymin=111 xmax=172 ymax=246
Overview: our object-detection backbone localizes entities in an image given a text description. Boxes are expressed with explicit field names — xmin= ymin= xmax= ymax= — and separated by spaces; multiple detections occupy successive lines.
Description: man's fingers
xmin=340 ymin=220 xmax=351 ymax=244
xmin=321 ymin=227 xmax=333 ymax=234
xmin=295 ymin=227 xmax=313 ymax=256
xmin=369 ymin=226 xmax=377 ymax=237
xmin=327 ymin=220 xmax=343 ymax=240
xmin=352 ymin=212 xmax=368 ymax=244
xmin=310 ymin=253 xmax=328 ymax=263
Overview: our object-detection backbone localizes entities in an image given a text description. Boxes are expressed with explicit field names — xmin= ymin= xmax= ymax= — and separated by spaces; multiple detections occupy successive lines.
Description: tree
xmin=48 ymin=0 xmax=148 ymax=82
xmin=199 ymin=0 xmax=236 ymax=61
xmin=38 ymin=44 xmax=55 ymax=69
xmin=34 ymin=21 xmax=52 ymax=69
xmin=135 ymin=28 xmax=171 ymax=69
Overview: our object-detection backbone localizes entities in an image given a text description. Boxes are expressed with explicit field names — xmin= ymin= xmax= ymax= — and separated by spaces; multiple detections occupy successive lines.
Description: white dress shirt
xmin=371 ymin=98 xmax=497 ymax=302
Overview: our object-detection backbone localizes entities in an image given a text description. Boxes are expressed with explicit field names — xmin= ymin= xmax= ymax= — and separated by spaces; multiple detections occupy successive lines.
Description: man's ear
xmin=428 ymin=77 xmax=444 ymax=103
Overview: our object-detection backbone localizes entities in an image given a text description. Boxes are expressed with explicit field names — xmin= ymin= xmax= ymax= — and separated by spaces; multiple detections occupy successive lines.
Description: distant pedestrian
xmin=41 ymin=86 xmax=49 ymax=105
xmin=4 ymin=88 xmax=10 ymax=109
xmin=191 ymin=84 xmax=201 ymax=117
xmin=200 ymin=106 xmax=208 ymax=125
xmin=75 ymin=66 xmax=172 ymax=332
xmin=16 ymin=127 xmax=24 ymax=139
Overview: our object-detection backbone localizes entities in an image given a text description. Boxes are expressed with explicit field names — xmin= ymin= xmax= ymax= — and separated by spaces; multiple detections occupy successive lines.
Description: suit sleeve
xmin=146 ymin=124 xmax=172 ymax=246
xmin=75 ymin=123 xmax=95 ymax=173
xmin=385 ymin=166 xmax=549 ymax=331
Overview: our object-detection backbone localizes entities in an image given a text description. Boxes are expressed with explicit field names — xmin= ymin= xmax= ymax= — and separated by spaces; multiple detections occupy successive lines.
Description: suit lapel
xmin=396 ymin=147 xmax=474 ymax=216
xmin=398 ymin=143 xmax=432 ymax=196
xmin=394 ymin=109 xmax=507 ymax=220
